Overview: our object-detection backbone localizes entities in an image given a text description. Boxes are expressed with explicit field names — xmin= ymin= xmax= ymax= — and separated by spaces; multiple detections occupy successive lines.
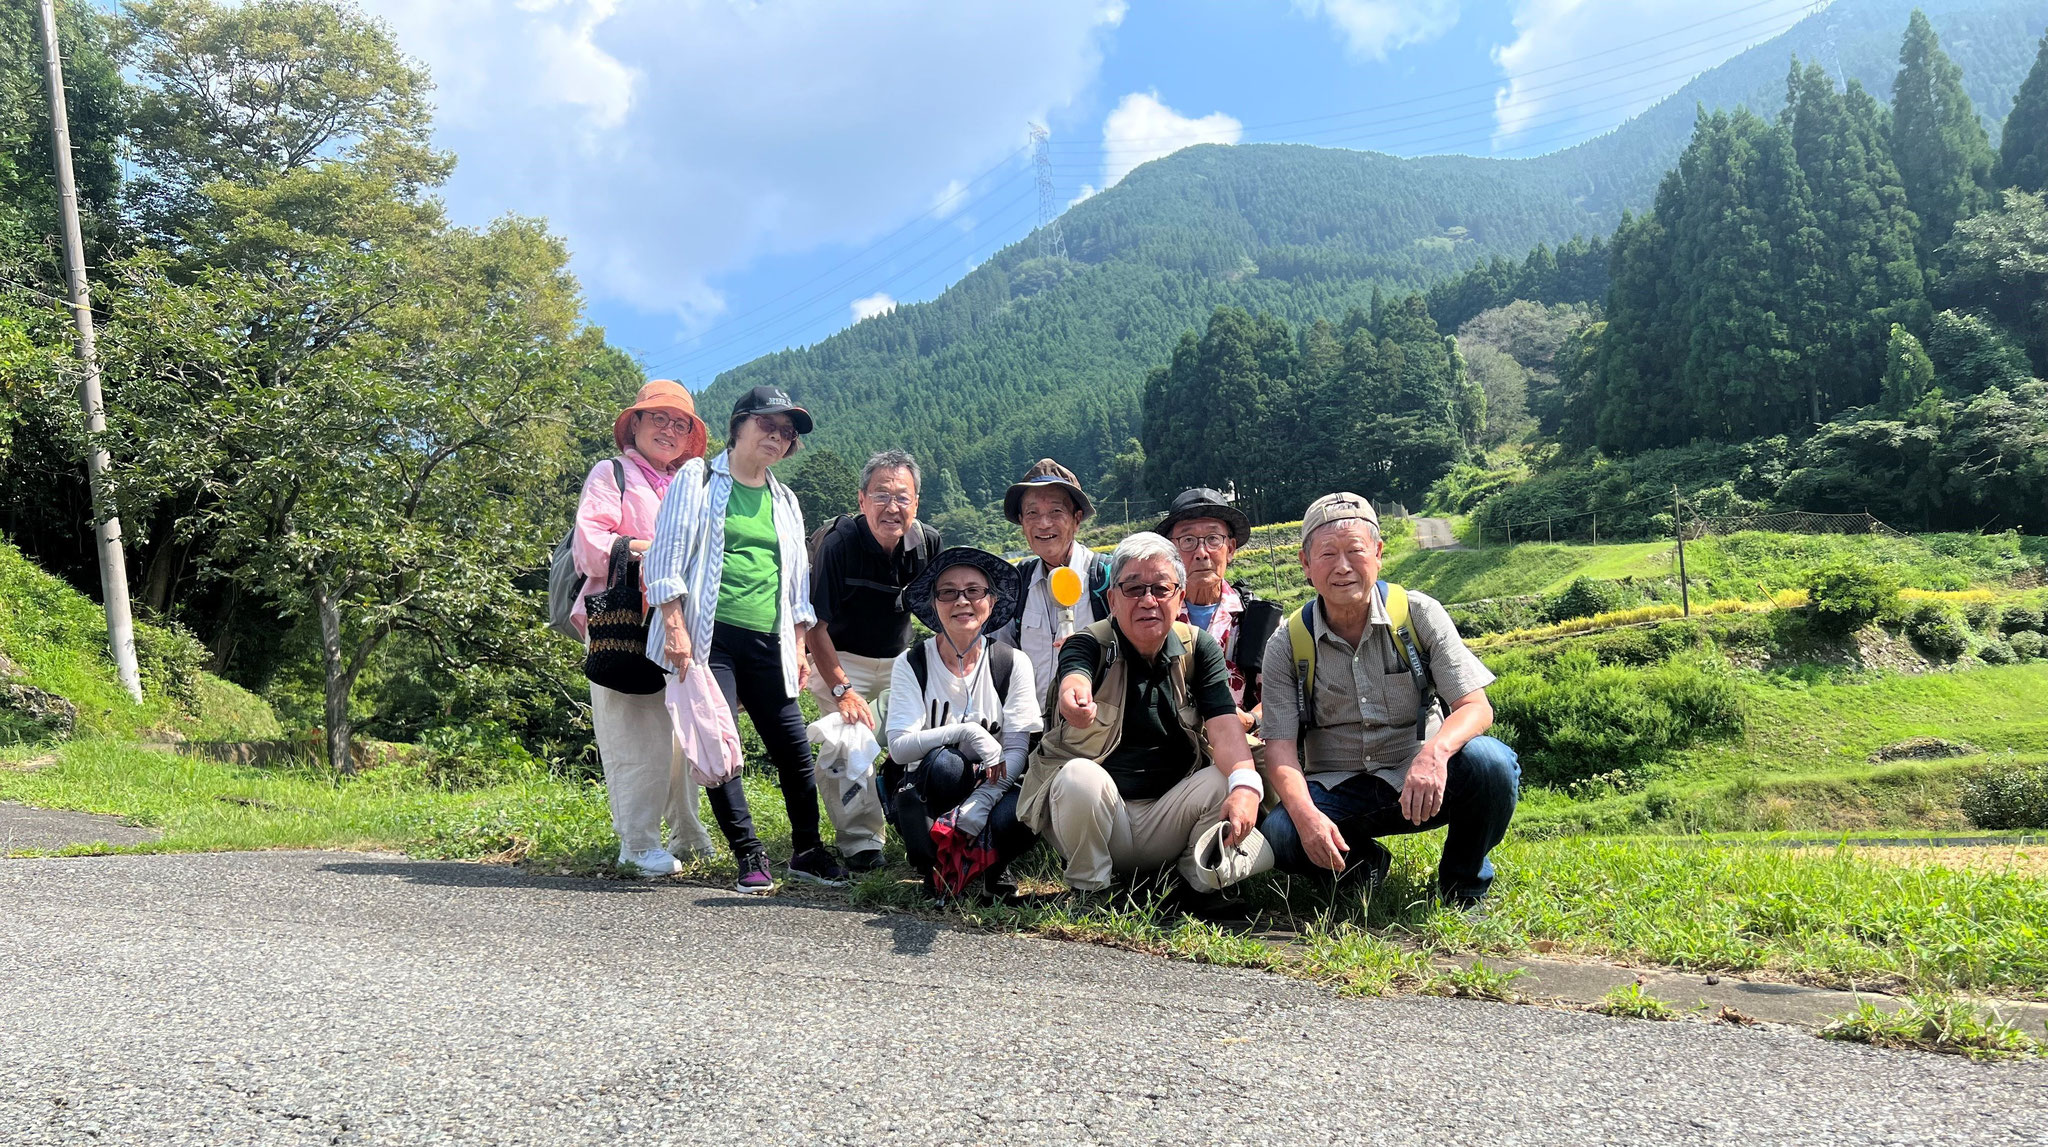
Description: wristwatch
xmin=830 ymin=683 xmax=853 ymax=700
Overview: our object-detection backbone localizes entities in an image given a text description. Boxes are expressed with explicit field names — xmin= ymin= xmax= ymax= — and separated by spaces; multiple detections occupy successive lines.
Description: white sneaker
xmin=619 ymin=846 xmax=683 ymax=877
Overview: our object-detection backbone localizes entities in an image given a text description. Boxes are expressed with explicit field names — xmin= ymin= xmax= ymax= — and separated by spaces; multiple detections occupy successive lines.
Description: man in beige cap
xmin=1254 ymin=492 xmax=1519 ymax=907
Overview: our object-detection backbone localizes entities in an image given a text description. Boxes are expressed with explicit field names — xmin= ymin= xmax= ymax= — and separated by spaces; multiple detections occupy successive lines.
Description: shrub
xmin=1489 ymin=650 xmax=1743 ymax=789
xmin=1907 ymin=603 xmax=1971 ymax=659
xmin=132 ymin=619 xmax=208 ymax=712
xmin=1448 ymin=596 xmax=1542 ymax=637
xmin=1963 ymin=600 xmax=2003 ymax=633
xmin=1803 ymin=559 xmax=1898 ymax=636
xmin=1981 ymin=639 xmax=2018 ymax=665
xmin=2012 ymin=631 xmax=2047 ymax=660
xmin=415 ymin=723 xmax=545 ymax=790
xmin=2002 ymin=604 xmax=2045 ymax=634
xmin=1959 ymin=763 xmax=2048 ymax=830
xmin=1540 ymin=577 xmax=1635 ymax=624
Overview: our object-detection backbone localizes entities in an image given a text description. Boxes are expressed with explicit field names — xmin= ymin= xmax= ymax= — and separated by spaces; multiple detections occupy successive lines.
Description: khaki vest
xmin=1017 ymin=619 xmax=1208 ymax=833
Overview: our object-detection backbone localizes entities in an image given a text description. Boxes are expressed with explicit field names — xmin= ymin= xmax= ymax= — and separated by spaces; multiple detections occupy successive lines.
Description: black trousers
xmin=885 ymin=746 xmax=1034 ymax=883
xmin=701 ymin=621 xmax=821 ymax=857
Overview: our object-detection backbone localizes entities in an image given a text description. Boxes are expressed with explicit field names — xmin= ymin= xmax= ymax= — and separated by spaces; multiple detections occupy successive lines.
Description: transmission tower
xmin=1029 ymin=123 xmax=1067 ymax=260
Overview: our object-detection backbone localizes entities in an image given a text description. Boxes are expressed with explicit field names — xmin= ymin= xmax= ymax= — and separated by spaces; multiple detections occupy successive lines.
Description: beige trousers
xmin=1045 ymin=759 xmax=1229 ymax=892
xmin=806 ymin=649 xmax=893 ymax=857
xmin=590 ymin=683 xmax=714 ymax=856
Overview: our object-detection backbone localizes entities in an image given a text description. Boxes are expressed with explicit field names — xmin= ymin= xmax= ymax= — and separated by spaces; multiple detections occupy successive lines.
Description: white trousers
xmin=806 ymin=649 xmax=893 ymax=857
xmin=591 ymin=682 xmax=714 ymax=856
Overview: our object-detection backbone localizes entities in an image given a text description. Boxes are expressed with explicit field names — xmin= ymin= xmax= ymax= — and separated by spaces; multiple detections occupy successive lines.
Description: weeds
xmin=1430 ymin=958 xmax=1527 ymax=1002
xmin=1820 ymin=996 xmax=2047 ymax=1060
xmin=1595 ymin=980 xmax=1680 ymax=1020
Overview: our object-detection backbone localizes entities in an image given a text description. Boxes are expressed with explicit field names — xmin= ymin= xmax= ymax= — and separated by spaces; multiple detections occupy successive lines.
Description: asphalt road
xmin=4 ymin=851 xmax=2046 ymax=1146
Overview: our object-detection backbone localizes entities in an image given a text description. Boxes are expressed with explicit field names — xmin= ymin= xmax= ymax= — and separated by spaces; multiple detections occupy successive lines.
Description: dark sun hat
xmin=1155 ymin=488 xmax=1251 ymax=548
xmin=905 ymin=547 xmax=1022 ymax=633
xmin=1002 ymin=458 xmax=1092 ymax=524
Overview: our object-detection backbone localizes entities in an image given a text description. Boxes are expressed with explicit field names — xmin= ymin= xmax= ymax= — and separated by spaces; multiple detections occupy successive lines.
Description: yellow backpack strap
xmin=1378 ymin=581 xmax=1443 ymax=740
xmin=1287 ymin=601 xmax=1318 ymax=732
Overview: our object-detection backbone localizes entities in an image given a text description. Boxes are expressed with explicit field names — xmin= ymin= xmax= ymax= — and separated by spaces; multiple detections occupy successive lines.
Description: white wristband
xmin=1228 ymin=768 xmax=1264 ymax=798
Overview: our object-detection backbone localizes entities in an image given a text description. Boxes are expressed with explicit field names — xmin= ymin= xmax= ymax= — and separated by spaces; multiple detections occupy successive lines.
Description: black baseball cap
xmin=731 ymin=385 xmax=814 ymax=435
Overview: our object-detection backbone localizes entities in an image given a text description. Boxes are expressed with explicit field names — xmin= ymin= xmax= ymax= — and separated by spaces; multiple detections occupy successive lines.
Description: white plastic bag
xmin=666 ymin=662 xmax=744 ymax=788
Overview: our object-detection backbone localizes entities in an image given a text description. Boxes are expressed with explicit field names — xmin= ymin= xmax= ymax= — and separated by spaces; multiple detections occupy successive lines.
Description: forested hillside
xmin=703 ymin=0 xmax=2047 ymax=502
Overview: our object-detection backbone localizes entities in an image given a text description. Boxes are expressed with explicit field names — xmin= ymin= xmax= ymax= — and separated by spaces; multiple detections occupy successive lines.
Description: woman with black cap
xmin=644 ymin=385 xmax=848 ymax=893
xmin=883 ymin=547 xmax=1042 ymax=901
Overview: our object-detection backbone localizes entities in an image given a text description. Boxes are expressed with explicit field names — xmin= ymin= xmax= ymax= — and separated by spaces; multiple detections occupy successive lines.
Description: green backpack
xmin=1286 ymin=580 xmax=1444 ymax=740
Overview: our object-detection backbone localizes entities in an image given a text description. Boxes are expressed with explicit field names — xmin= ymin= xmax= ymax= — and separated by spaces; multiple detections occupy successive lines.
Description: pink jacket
xmin=570 ymin=450 xmax=667 ymax=638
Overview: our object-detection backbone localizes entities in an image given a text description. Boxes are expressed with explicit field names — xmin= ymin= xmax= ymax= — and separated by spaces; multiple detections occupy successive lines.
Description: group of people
xmin=571 ymin=380 xmax=1521 ymax=907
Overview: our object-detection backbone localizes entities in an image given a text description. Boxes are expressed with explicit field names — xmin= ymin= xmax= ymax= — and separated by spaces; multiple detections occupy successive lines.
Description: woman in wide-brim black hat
xmin=883 ymin=548 xmax=1041 ymax=901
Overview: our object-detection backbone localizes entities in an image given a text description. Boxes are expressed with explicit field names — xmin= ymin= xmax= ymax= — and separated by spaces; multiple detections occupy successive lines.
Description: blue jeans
xmin=1258 ymin=735 xmax=1520 ymax=902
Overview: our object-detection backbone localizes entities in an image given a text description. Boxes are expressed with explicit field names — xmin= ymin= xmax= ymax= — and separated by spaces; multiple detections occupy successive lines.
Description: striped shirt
xmin=643 ymin=451 xmax=817 ymax=698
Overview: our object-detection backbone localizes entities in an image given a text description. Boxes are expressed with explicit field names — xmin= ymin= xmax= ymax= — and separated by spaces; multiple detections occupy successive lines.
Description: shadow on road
xmin=317 ymin=858 xmax=655 ymax=894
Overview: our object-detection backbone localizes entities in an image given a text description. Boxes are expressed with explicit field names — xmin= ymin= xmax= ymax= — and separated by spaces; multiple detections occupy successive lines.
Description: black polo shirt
xmin=810 ymin=516 xmax=939 ymax=660
xmin=1057 ymin=622 xmax=1235 ymax=802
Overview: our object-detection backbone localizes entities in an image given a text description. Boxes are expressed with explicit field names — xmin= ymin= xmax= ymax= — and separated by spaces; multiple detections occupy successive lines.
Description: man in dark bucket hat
xmin=883 ymin=548 xmax=1044 ymax=901
xmin=1155 ymin=489 xmax=1280 ymax=731
xmin=992 ymin=459 xmax=1112 ymax=709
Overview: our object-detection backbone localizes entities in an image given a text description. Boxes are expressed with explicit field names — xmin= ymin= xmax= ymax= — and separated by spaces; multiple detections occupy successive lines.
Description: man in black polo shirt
xmin=805 ymin=449 xmax=941 ymax=871
xmin=1014 ymin=532 xmax=1263 ymax=894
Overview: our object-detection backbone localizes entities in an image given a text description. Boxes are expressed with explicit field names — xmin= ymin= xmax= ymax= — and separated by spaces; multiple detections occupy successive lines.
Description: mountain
xmin=703 ymin=0 xmax=2047 ymax=501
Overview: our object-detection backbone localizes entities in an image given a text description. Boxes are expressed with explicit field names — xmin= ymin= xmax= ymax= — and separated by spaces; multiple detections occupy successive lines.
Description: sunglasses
xmin=750 ymin=416 xmax=798 ymax=442
xmin=934 ymin=585 xmax=991 ymax=603
xmin=1116 ymin=582 xmax=1180 ymax=601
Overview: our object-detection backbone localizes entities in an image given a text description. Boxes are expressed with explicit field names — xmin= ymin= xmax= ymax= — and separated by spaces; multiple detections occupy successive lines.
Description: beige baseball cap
xmin=1301 ymin=492 xmax=1379 ymax=542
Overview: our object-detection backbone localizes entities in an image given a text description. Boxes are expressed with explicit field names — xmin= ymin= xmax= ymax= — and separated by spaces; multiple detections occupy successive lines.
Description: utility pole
xmin=1673 ymin=485 xmax=1691 ymax=618
xmin=38 ymin=0 xmax=141 ymax=703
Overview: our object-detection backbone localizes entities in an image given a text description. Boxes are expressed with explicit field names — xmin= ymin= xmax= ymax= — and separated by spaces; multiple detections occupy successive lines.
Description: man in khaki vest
xmin=1016 ymin=532 xmax=1265 ymax=893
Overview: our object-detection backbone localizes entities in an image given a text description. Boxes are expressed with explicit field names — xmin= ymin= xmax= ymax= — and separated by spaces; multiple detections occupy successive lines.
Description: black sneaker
xmin=843 ymin=848 xmax=886 ymax=874
xmin=786 ymin=846 xmax=850 ymax=887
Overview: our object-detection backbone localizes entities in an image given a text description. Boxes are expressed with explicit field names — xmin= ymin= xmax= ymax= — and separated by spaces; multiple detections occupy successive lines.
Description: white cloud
xmin=849 ymin=292 xmax=897 ymax=322
xmin=1294 ymin=0 xmax=1459 ymax=60
xmin=355 ymin=0 xmax=1126 ymax=332
xmin=931 ymin=178 xmax=969 ymax=220
xmin=1490 ymin=0 xmax=1811 ymax=152
xmin=1100 ymin=92 xmax=1243 ymax=187
xmin=1068 ymin=183 xmax=1098 ymax=207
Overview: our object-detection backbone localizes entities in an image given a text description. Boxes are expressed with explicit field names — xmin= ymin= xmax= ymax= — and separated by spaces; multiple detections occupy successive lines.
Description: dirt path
xmin=1414 ymin=516 xmax=1464 ymax=551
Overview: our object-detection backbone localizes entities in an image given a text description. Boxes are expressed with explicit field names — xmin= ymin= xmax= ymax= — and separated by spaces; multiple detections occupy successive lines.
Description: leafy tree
xmin=1095 ymin=437 xmax=1146 ymax=505
xmin=1997 ymin=29 xmax=2048 ymax=193
xmin=1939 ymin=189 xmax=2048 ymax=374
xmin=1458 ymin=343 xmax=1531 ymax=445
xmin=1880 ymin=323 xmax=1937 ymax=412
xmin=120 ymin=0 xmax=448 ymax=234
xmin=102 ymin=214 xmax=591 ymax=774
xmin=1925 ymin=309 xmax=2033 ymax=395
xmin=1892 ymin=9 xmax=1997 ymax=261
xmin=1805 ymin=558 xmax=1899 ymax=634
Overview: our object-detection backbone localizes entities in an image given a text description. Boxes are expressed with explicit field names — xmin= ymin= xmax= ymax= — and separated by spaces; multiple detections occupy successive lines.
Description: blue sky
xmin=354 ymin=0 xmax=1818 ymax=387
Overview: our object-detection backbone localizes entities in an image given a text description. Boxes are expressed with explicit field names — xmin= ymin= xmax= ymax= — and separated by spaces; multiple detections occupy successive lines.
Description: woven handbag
xmin=583 ymin=536 xmax=666 ymax=694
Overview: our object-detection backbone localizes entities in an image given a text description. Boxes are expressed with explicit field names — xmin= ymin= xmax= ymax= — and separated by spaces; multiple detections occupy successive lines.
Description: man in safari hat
xmin=991 ymin=459 xmax=1112 ymax=708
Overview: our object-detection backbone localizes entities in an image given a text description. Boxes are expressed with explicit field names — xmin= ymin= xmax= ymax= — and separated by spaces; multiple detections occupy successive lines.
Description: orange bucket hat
xmin=613 ymin=379 xmax=708 ymax=460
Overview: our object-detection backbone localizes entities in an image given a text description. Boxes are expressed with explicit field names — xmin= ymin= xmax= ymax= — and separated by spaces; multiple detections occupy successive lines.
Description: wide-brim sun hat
xmin=613 ymin=379 xmax=708 ymax=459
xmin=1002 ymin=458 xmax=1092 ymax=524
xmin=1155 ymin=487 xmax=1251 ymax=548
xmin=905 ymin=547 xmax=1022 ymax=633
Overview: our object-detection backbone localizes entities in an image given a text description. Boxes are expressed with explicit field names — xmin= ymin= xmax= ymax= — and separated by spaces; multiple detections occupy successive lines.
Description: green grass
xmin=0 ymin=539 xmax=279 ymax=743
xmin=1594 ymin=981 xmax=1681 ymax=1020
xmin=1821 ymin=995 xmax=2047 ymax=1060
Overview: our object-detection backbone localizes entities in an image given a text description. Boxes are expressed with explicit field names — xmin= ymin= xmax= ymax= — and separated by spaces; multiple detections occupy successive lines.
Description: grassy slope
xmin=0 ymin=539 xmax=277 ymax=742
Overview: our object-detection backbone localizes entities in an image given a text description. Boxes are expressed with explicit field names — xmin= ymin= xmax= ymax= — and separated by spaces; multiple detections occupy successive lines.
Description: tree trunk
xmin=312 ymin=577 xmax=356 ymax=775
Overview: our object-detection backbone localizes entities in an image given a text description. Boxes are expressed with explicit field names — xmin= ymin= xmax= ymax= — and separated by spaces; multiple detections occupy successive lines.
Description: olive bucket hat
xmin=905 ymin=547 xmax=1022 ymax=633
xmin=1002 ymin=458 xmax=1092 ymax=524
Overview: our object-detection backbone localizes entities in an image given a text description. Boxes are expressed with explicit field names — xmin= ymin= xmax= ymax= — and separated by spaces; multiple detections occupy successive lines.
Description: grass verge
xmin=1820 ymin=996 xmax=2047 ymax=1060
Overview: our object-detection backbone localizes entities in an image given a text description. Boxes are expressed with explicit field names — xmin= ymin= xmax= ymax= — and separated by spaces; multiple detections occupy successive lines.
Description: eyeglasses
xmin=751 ymin=416 xmax=798 ymax=442
xmin=864 ymin=493 xmax=915 ymax=509
xmin=1116 ymin=582 xmax=1180 ymax=601
xmin=640 ymin=412 xmax=695 ymax=432
xmin=1172 ymin=534 xmax=1231 ymax=553
xmin=934 ymin=585 xmax=990 ymax=603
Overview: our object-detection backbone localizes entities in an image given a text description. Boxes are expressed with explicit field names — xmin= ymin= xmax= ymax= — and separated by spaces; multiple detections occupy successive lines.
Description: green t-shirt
xmin=715 ymin=480 xmax=781 ymax=633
